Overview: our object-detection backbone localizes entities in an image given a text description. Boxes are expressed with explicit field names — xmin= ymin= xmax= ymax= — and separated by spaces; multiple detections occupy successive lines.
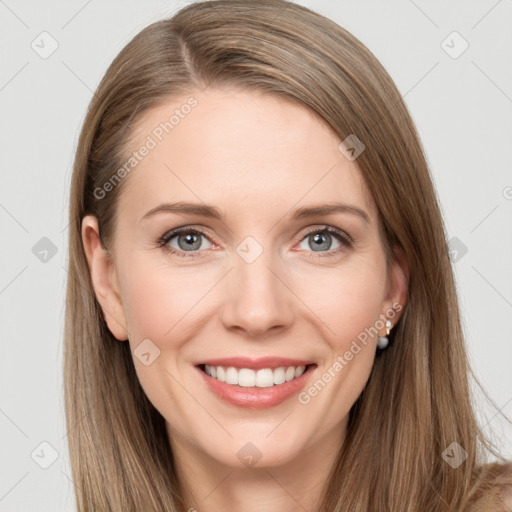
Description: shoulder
xmin=497 ymin=482 xmax=512 ymax=510
xmin=469 ymin=462 xmax=512 ymax=511
xmin=493 ymin=462 xmax=512 ymax=506
xmin=498 ymin=473 xmax=512 ymax=508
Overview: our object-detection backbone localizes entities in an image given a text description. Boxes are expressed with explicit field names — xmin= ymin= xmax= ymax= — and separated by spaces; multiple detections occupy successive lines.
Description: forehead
xmin=118 ymin=87 xmax=376 ymax=223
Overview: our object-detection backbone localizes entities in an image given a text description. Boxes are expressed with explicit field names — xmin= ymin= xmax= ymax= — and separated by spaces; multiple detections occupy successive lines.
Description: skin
xmin=82 ymin=87 xmax=408 ymax=512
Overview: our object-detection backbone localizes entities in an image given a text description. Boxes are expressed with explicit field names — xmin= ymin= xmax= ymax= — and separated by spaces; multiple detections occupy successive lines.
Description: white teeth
xmin=203 ymin=364 xmax=307 ymax=387
xmin=225 ymin=367 xmax=239 ymax=385
xmin=295 ymin=365 xmax=305 ymax=378
xmin=256 ymin=369 xmax=274 ymax=388
xmin=273 ymin=367 xmax=286 ymax=385
xmin=239 ymin=368 xmax=255 ymax=387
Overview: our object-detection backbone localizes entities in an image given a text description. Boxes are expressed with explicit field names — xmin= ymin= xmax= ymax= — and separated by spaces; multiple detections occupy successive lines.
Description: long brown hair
xmin=64 ymin=1 xmax=512 ymax=510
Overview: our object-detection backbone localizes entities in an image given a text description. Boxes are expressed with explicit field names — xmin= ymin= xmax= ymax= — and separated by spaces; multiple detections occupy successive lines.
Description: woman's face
xmin=83 ymin=87 xmax=407 ymax=471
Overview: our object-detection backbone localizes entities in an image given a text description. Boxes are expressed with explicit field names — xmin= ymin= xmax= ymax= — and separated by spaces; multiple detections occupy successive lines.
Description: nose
xmin=220 ymin=247 xmax=295 ymax=338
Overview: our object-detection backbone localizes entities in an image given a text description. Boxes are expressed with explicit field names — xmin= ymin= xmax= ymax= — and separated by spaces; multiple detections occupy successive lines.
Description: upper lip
xmin=196 ymin=357 xmax=315 ymax=370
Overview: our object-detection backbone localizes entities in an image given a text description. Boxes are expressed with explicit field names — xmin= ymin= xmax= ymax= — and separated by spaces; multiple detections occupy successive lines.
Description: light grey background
xmin=1 ymin=0 xmax=511 ymax=510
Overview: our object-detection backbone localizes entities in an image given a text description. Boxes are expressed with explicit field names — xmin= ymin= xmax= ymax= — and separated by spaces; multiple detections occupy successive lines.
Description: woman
xmin=64 ymin=0 xmax=512 ymax=510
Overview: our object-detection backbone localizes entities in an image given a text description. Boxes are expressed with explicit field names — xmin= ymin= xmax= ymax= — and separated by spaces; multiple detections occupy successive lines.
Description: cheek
xmin=293 ymin=262 xmax=384 ymax=425
xmin=117 ymin=258 xmax=214 ymax=411
xmin=291 ymin=257 xmax=386 ymax=347
xmin=119 ymin=258 xmax=216 ymax=344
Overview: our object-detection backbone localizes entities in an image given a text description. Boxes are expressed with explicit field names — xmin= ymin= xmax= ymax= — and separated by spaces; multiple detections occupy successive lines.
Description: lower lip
xmin=196 ymin=365 xmax=316 ymax=409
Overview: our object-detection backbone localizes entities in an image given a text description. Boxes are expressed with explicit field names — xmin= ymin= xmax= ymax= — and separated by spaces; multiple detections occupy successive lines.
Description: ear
xmin=81 ymin=215 xmax=129 ymax=341
xmin=380 ymin=244 xmax=409 ymax=334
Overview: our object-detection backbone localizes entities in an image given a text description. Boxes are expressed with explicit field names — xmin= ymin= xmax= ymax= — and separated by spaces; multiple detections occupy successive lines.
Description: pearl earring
xmin=377 ymin=319 xmax=393 ymax=349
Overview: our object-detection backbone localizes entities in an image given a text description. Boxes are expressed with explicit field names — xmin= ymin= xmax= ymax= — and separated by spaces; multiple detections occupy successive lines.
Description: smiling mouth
xmin=198 ymin=364 xmax=316 ymax=388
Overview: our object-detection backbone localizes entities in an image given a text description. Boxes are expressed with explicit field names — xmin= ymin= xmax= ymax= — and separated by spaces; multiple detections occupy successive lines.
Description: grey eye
xmin=299 ymin=232 xmax=341 ymax=252
xmin=168 ymin=231 xmax=212 ymax=252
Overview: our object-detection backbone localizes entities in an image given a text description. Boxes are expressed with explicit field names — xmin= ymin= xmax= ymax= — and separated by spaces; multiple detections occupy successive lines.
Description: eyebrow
xmin=140 ymin=201 xmax=370 ymax=225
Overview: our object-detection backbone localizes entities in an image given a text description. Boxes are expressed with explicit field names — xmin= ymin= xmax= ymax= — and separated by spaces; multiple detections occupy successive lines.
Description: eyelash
xmin=157 ymin=225 xmax=353 ymax=259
